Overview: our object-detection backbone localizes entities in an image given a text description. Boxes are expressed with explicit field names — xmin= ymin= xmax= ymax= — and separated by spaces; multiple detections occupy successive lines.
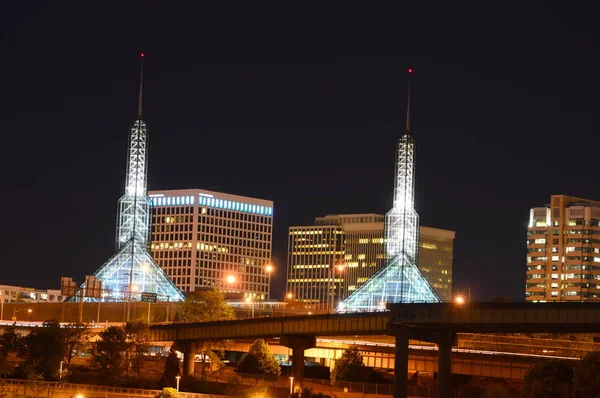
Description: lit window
xmin=551 ymin=273 xmax=559 ymax=280
xmin=551 ymin=256 xmax=559 ymax=261
xmin=551 ymin=291 xmax=559 ymax=297
xmin=422 ymin=243 xmax=437 ymax=250
xmin=551 ymin=283 xmax=559 ymax=288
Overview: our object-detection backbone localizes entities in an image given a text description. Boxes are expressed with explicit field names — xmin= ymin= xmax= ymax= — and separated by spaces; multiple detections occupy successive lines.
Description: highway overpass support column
xmin=281 ymin=335 xmax=316 ymax=392
xmin=437 ymin=332 xmax=453 ymax=398
xmin=388 ymin=325 xmax=409 ymax=398
xmin=177 ymin=341 xmax=200 ymax=378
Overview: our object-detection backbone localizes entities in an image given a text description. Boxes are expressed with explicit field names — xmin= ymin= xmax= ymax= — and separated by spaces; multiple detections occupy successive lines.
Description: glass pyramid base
xmin=337 ymin=252 xmax=440 ymax=312
xmin=70 ymin=240 xmax=184 ymax=302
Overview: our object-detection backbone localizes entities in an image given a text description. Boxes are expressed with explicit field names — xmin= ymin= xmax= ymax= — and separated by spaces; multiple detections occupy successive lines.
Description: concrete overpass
xmin=149 ymin=302 xmax=600 ymax=398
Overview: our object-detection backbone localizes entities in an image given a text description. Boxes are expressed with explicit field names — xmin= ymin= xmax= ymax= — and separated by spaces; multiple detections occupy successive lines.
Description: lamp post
xmin=12 ymin=308 xmax=32 ymax=321
xmin=175 ymin=375 xmax=181 ymax=395
xmin=284 ymin=292 xmax=293 ymax=317
xmin=245 ymin=297 xmax=254 ymax=318
xmin=289 ymin=376 xmax=294 ymax=395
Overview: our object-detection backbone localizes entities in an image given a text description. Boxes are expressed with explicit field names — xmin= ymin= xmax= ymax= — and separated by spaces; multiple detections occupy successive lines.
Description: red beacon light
xmin=140 ymin=53 xmax=145 ymax=58
xmin=408 ymin=68 xmax=413 ymax=74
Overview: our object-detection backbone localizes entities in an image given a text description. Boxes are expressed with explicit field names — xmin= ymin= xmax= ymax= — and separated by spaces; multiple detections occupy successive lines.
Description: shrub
xmin=157 ymin=387 xmax=178 ymax=398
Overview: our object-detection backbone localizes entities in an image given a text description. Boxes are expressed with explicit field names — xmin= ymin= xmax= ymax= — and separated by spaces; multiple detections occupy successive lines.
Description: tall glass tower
xmin=339 ymin=70 xmax=440 ymax=312
xmin=88 ymin=55 xmax=184 ymax=302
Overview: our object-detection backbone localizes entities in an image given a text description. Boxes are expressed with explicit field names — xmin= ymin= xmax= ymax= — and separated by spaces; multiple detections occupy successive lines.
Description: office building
xmin=286 ymin=213 xmax=455 ymax=306
xmin=418 ymin=227 xmax=455 ymax=301
xmin=149 ymin=189 xmax=274 ymax=299
xmin=527 ymin=195 xmax=600 ymax=301
xmin=0 ymin=285 xmax=64 ymax=303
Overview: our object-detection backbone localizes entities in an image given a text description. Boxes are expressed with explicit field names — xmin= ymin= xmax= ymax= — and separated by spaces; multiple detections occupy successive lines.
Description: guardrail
xmin=0 ymin=378 xmax=227 ymax=398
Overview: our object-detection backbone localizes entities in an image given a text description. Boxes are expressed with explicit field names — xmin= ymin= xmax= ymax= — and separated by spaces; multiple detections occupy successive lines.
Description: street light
xmin=265 ymin=264 xmax=273 ymax=274
xmin=289 ymin=376 xmax=294 ymax=395
xmin=12 ymin=308 xmax=32 ymax=321
xmin=175 ymin=375 xmax=181 ymax=394
xmin=454 ymin=296 xmax=465 ymax=305
xmin=245 ymin=297 xmax=254 ymax=318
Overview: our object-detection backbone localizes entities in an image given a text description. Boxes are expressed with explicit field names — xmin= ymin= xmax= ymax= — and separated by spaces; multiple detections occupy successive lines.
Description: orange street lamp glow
xmin=286 ymin=292 xmax=293 ymax=300
xmin=455 ymin=296 xmax=465 ymax=304
xmin=226 ymin=275 xmax=236 ymax=284
xmin=265 ymin=264 xmax=273 ymax=273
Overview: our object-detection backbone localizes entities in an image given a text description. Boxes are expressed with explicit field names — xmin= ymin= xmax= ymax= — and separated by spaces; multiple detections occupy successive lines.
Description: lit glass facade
xmin=149 ymin=189 xmax=273 ymax=299
xmin=526 ymin=195 xmax=600 ymax=302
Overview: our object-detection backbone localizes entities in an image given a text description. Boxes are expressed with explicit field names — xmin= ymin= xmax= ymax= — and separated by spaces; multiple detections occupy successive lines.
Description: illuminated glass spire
xmin=338 ymin=70 xmax=440 ymax=312
xmin=86 ymin=55 xmax=184 ymax=302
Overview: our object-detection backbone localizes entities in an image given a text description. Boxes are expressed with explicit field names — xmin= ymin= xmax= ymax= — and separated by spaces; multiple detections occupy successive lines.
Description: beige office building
xmin=148 ymin=189 xmax=273 ymax=299
xmin=286 ymin=213 xmax=455 ymax=306
xmin=527 ymin=195 xmax=600 ymax=302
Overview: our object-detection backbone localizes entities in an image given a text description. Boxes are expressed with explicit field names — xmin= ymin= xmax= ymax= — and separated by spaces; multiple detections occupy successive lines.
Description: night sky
xmin=2 ymin=3 xmax=600 ymax=301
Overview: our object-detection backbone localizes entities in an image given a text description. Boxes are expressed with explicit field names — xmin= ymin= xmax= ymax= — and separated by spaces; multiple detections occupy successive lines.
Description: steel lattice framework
xmin=339 ymin=73 xmax=440 ymax=312
xmin=79 ymin=58 xmax=184 ymax=302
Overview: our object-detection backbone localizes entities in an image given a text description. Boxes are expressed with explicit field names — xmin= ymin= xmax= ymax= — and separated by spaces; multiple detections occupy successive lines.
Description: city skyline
xmin=2 ymin=3 xmax=600 ymax=301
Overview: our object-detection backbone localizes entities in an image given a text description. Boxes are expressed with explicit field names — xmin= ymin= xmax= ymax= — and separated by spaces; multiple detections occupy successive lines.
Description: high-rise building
xmin=315 ymin=214 xmax=385 ymax=300
xmin=286 ymin=214 xmax=455 ymax=306
xmin=149 ymin=189 xmax=274 ymax=299
xmin=287 ymin=224 xmax=345 ymax=307
xmin=419 ymin=227 xmax=455 ymax=301
xmin=527 ymin=195 xmax=600 ymax=302
xmin=86 ymin=55 xmax=184 ymax=302
xmin=339 ymin=70 xmax=440 ymax=312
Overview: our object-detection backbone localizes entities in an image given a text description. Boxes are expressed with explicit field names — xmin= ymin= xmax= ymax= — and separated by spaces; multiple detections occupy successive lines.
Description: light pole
xmin=12 ymin=308 xmax=32 ymax=321
xmin=289 ymin=376 xmax=294 ymax=395
xmin=245 ymin=297 xmax=254 ymax=318
xmin=176 ymin=375 xmax=181 ymax=395
xmin=284 ymin=292 xmax=293 ymax=317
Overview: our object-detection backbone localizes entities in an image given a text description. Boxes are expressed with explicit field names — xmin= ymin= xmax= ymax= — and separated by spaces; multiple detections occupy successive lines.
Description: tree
xmin=574 ymin=351 xmax=600 ymax=398
xmin=124 ymin=320 xmax=150 ymax=380
xmin=331 ymin=345 xmax=367 ymax=382
xmin=178 ymin=289 xmax=235 ymax=381
xmin=237 ymin=339 xmax=281 ymax=380
xmin=163 ymin=347 xmax=180 ymax=388
xmin=178 ymin=289 xmax=236 ymax=323
xmin=0 ymin=326 xmax=22 ymax=376
xmin=91 ymin=326 xmax=130 ymax=377
xmin=491 ymin=295 xmax=511 ymax=302
xmin=63 ymin=322 xmax=90 ymax=367
xmin=21 ymin=320 xmax=66 ymax=380
xmin=522 ymin=359 xmax=574 ymax=398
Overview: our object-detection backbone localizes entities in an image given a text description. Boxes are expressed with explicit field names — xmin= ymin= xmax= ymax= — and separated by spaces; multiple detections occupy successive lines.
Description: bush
xmin=157 ymin=387 xmax=178 ymax=398
xmin=289 ymin=388 xmax=331 ymax=398
xmin=483 ymin=382 xmax=510 ymax=398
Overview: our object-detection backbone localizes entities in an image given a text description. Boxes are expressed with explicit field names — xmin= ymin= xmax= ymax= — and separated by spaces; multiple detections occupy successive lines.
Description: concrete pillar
xmin=393 ymin=326 xmax=409 ymax=398
xmin=437 ymin=332 xmax=453 ymax=398
xmin=280 ymin=335 xmax=316 ymax=392
xmin=180 ymin=341 xmax=197 ymax=378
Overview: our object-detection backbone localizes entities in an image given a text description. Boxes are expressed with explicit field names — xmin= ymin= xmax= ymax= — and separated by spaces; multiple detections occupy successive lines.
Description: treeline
xmin=0 ymin=320 xmax=154 ymax=384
